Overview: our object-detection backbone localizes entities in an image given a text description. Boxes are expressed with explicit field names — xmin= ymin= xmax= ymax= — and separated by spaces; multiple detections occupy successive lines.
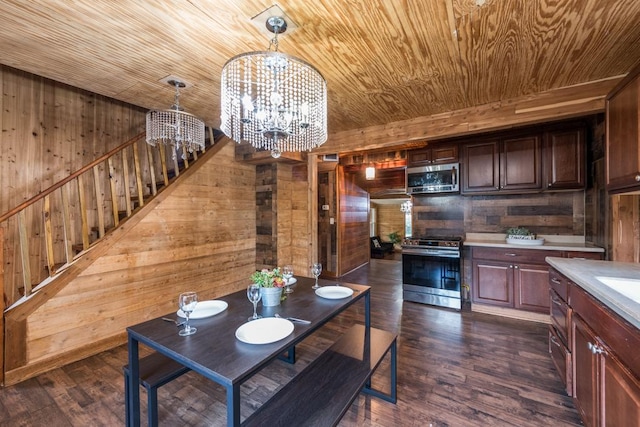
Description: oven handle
xmin=401 ymin=248 xmax=460 ymax=258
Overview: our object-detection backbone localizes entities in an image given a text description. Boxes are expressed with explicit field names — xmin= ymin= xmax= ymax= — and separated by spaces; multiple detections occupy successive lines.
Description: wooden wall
xmin=0 ymin=65 xmax=146 ymax=304
xmin=372 ymin=201 xmax=405 ymax=242
xmin=338 ymin=166 xmax=370 ymax=275
xmin=4 ymin=142 xmax=258 ymax=385
xmin=412 ymin=192 xmax=584 ymax=237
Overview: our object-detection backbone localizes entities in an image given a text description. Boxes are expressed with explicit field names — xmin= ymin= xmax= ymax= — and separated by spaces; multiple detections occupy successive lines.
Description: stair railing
xmin=0 ymin=129 xmax=213 ymax=307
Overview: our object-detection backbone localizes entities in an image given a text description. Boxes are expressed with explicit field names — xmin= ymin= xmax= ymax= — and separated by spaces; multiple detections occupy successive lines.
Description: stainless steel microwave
xmin=406 ymin=163 xmax=459 ymax=194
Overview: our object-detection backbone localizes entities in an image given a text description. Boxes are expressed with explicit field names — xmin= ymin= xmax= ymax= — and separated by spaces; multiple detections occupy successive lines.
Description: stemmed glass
xmin=283 ymin=265 xmax=294 ymax=294
xmin=311 ymin=262 xmax=322 ymax=289
xmin=178 ymin=292 xmax=198 ymax=336
xmin=247 ymin=284 xmax=262 ymax=321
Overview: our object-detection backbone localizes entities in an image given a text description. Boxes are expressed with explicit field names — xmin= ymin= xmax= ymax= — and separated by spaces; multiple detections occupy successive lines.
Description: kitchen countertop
xmin=546 ymin=257 xmax=640 ymax=330
xmin=464 ymin=233 xmax=605 ymax=253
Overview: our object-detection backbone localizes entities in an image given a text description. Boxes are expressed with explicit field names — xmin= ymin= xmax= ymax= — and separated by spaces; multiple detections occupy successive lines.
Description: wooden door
xmin=472 ymin=260 xmax=513 ymax=307
xmin=514 ymin=263 xmax=550 ymax=313
xmin=501 ymin=135 xmax=542 ymax=191
xmin=431 ymin=145 xmax=458 ymax=164
xmin=601 ymin=349 xmax=640 ymax=427
xmin=545 ymin=126 xmax=585 ymax=190
xmin=462 ymin=140 xmax=500 ymax=193
xmin=606 ymin=69 xmax=640 ymax=193
xmin=572 ymin=314 xmax=598 ymax=427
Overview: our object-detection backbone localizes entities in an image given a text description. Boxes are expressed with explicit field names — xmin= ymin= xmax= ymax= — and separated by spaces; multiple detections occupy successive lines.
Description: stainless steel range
xmin=401 ymin=236 xmax=463 ymax=310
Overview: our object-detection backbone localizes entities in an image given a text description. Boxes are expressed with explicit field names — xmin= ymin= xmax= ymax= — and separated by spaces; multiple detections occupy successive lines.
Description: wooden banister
xmin=0 ymin=132 xmax=145 ymax=223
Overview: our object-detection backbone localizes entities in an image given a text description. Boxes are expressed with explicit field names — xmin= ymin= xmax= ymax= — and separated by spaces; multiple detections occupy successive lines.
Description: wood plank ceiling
xmin=0 ymin=0 xmax=639 ymax=146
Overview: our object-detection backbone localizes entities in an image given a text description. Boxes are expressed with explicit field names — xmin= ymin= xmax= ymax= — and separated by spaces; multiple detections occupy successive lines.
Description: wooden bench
xmin=242 ymin=324 xmax=397 ymax=427
xmin=123 ymin=352 xmax=191 ymax=427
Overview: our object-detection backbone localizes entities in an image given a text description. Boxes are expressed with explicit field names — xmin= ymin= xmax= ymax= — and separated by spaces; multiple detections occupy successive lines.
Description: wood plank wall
xmin=256 ymin=164 xmax=277 ymax=269
xmin=372 ymin=202 xmax=405 ymax=241
xmin=412 ymin=192 xmax=584 ymax=237
xmin=4 ymin=142 xmax=258 ymax=385
xmin=0 ymin=65 xmax=146 ymax=303
xmin=338 ymin=166 xmax=370 ymax=275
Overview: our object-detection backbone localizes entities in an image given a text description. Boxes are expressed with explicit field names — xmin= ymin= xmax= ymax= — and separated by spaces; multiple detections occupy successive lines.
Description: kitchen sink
xmin=595 ymin=276 xmax=640 ymax=304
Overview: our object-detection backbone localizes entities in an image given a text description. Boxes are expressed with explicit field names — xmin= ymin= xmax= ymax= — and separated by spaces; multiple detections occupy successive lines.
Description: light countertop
xmin=545 ymin=257 xmax=640 ymax=330
xmin=464 ymin=233 xmax=605 ymax=253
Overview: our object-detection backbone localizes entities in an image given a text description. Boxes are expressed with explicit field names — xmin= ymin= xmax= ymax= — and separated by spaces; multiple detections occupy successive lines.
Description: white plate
xmin=235 ymin=317 xmax=294 ymax=344
xmin=315 ymin=286 xmax=354 ymax=299
xmin=506 ymin=238 xmax=545 ymax=246
xmin=177 ymin=300 xmax=228 ymax=319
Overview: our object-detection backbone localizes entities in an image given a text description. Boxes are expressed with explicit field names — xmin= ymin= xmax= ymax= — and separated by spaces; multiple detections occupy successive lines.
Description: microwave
xmin=406 ymin=163 xmax=459 ymax=194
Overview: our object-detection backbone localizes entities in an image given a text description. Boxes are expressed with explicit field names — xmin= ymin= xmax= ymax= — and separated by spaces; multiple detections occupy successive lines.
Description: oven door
xmin=402 ymin=250 xmax=461 ymax=299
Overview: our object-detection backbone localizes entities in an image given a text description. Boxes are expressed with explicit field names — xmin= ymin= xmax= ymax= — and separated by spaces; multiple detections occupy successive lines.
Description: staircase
xmin=0 ymin=128 xmax=222 ymax=310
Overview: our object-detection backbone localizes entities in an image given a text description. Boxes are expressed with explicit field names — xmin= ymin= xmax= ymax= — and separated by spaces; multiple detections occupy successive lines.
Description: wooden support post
xmin=17 ymin=210 xmax=32 ymax=296
xmin=122 ymin=148 xmax=132 ymax=217
xmin=107 ymin=157 xmax=120 ymax=227
xmin=133 ymin=143 xmax=144 ymax=208
xmin=92 ymin=165 xmax=105 ymax=238
xmin=146 ymin=144 xmax=158 ymax=196
xmin=43 ymin=195 xmax=56 ymax=275
xmin=159 ymin=144 xmax=169 ymax=187
xmin=77 ymin=175 xmax=90 ymax=251
xmin=60 ymin=184 xmax=74 ymax=263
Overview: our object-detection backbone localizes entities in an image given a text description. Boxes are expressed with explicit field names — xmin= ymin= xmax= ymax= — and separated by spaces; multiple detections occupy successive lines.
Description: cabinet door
xmin=462 ymin=140 xmax=500 ymax=193
xmin=431 ymin=145 xmax=458 ymax=164
xmin=501 ymin=135 xmax=542 ymax=191
xmin=606 ymin=71 xmax=640 ymax=193
xmin=407 ymin=148 xmax=432 ymax=166
xmin=545 ymin=126 xmax=585 ymax=190
xmin=472 ymin=260 xmax=513 ymax=306
xmin=514 ymin=263 xmax=550 ymax=313
xmin=601 ymin=351 xmax=640 ymax=427
xmin=573 ymin=314 xmax=598 ymax=427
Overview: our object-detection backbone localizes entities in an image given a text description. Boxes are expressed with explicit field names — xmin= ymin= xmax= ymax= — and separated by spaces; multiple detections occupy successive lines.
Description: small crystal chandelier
xmin=220 ymin=14 xmax=327 ymax=158
xmin=401 ymin=200 xmax=413 ymax=213
xmin=146 ymin=80 xmax=205 ymax=160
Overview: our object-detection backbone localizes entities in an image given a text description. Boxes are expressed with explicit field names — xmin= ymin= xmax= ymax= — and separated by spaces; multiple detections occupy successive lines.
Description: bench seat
xmin=124 ymin=351 xmax=191 ymax=427
xmin=242 ymin=325 xmax=397 ymax=427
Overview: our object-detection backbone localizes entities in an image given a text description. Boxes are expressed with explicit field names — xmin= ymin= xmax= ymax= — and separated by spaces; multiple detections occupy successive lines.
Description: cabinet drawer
xmin=550 ymin=288 xmax=569 ymax=345
xmin=473 ymin=247 xmax=562 ymax=263
xmin=549 ymin=326 xmax=572 ymax=397
xmin=564 ymin=251 xmax=604 ymax=260
xmin=549 ymin=267 xmax=568 ymax=301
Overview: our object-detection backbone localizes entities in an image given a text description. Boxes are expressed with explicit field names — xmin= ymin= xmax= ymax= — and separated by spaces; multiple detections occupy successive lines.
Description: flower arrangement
xmin=505 ymin=226 xmax=536 ymax=240
xmin=250 ymin=268 xmax=286 ymax=288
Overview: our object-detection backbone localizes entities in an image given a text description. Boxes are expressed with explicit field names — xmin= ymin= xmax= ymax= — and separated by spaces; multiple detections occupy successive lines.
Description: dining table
xmin=126 ymin=277 xmax=371 ymax=426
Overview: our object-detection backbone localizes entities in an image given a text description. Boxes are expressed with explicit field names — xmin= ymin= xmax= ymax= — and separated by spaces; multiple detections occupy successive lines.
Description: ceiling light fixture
xmin=146 ymin=80 xmax=205 ymax=160
xmin=220 ymin=14 xmax=327 ymax=158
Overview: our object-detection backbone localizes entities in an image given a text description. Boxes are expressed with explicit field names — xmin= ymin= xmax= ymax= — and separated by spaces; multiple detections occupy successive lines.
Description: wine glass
xmin=283 ymin=265 xmax=294 ymax=294
xmin=311 ymin=262 xmax=322 ymax=289
xmin=247 ymin=284 xmax=262 ymax=321
xmin=178 ymin=292 xmax=198 ymax=336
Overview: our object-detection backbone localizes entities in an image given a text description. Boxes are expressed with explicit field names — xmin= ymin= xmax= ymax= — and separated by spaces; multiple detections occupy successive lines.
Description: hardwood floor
xmin=0 ymin=258 xmax=582 ymax=426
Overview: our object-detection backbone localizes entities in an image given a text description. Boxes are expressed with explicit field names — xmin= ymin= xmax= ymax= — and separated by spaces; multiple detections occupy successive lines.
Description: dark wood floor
xmin=0 ymin=258 xmax=582 ymax=426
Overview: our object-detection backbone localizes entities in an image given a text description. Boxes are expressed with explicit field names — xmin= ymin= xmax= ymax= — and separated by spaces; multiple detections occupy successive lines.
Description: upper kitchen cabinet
xmin=606 ymin=61 xmax=640 ymax=193
xmin=407 ymin=143 xmax=458 ymax=167
xmin=462 ymin=135 xmax=542 ymax=194
xmin=544 ymin=123 xmax=586 ymax=190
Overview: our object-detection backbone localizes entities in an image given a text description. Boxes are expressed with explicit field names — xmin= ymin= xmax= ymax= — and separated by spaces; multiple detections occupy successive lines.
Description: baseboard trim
xmin=471 ymin=304 xmax=550 ymax=324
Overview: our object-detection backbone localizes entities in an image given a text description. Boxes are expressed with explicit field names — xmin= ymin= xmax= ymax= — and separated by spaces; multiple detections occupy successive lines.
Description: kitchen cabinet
xmin=462 ymin=135 xmax=541 ymax=194
xmin=606 ymin=62 xmax=640 ymax=193
xmin=407 ymin=144 xmax=458 ymax=166
xmin=548 ymin=267 xmax=640 ymax=427
xmin=471 ymin=247 xmax=562 ymax=313
xmin=544 ymin=124 xmax=586 ymax=190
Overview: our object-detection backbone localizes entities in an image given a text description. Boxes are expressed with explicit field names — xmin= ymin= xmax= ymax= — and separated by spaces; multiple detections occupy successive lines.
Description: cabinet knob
xmin=514 ymin=265 xmax=519 ymax=269
xmin=636 ymin=175 xmax=640 ymax=182
xmin=551 ymin=278 xmax=562 ymax=284
xmin=509 ymin=265 xmax=513 ymax=269
xmin=587 ymin=342 xmax=605 ymax=355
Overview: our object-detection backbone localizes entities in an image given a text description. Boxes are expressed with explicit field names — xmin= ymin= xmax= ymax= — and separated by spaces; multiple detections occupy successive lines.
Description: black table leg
xmin=127 ymin=335 xmax=140 ymax=427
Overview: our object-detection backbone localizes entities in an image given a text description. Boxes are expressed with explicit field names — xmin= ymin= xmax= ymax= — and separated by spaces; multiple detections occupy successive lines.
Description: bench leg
xmin=124 ymin=368 xmax=132 ymax=427
xmin=278 ymin=345 xmax=296 ymax=364
xmin=148 ymin=387 xmax=159 ymax=427
xmin=361 ymin=338 xmax=397 ymax=403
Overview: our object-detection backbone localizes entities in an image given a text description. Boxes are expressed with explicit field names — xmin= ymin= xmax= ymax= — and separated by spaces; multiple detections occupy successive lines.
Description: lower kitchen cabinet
xmin=471 ymin=247 xmax=562 ymax=313
xmin=549 ymin=268 xmax=640 ymax=427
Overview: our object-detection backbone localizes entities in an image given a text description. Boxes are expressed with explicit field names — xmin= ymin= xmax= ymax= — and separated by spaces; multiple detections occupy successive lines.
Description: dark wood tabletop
xmin=126 ymin=276 xmax=370 ymax=426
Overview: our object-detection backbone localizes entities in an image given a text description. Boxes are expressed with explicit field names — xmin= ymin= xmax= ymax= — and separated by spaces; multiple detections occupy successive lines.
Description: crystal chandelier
xmin=146 ymin=80 xmax=205 ymax=160
xmin=220 ymin=15 xmax=327 ymax=158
